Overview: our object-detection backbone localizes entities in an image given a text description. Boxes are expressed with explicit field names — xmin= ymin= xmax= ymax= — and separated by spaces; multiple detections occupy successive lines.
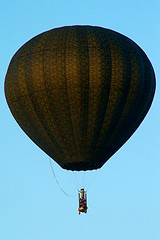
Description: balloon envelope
xmin=5 ymin=25 xmax=156 ymax=170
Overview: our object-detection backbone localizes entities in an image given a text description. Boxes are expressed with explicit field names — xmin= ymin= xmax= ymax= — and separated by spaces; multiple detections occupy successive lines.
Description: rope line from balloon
xmin=49 ymin=158 xmax=71 ymax=197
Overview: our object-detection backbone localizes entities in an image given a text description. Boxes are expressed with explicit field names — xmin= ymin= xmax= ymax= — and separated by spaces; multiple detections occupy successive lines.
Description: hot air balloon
xmin=5 ymin=25 xmax=156 ymax=172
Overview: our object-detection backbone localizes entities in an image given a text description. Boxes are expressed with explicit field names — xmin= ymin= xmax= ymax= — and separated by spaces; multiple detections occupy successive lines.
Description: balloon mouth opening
xmin=61 ymin=161 xmax=102 ymax=171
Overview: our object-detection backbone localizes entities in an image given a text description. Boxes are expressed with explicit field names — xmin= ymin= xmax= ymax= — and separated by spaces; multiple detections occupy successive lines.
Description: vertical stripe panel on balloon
xmin=43 ymin=29 xmax=77 ymax=165
xmin=65 ymin=27 xmax=89 ymax=164
xmin=86 ymin=28 xmax=112 ymax=166
xmin=96 ymin=33 xmax=131 ymax=161
xmin=24 ymin=35 xmax=67 ymax=165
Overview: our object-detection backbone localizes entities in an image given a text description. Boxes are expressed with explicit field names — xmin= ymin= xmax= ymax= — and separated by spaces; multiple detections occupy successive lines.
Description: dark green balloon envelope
xmin=5 ymin=25 xmax=156 ymax=170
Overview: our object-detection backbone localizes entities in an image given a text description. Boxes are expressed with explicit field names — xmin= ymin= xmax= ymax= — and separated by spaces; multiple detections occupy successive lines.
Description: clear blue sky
xmin=0 ymin=1 xmax=160 ymax=240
